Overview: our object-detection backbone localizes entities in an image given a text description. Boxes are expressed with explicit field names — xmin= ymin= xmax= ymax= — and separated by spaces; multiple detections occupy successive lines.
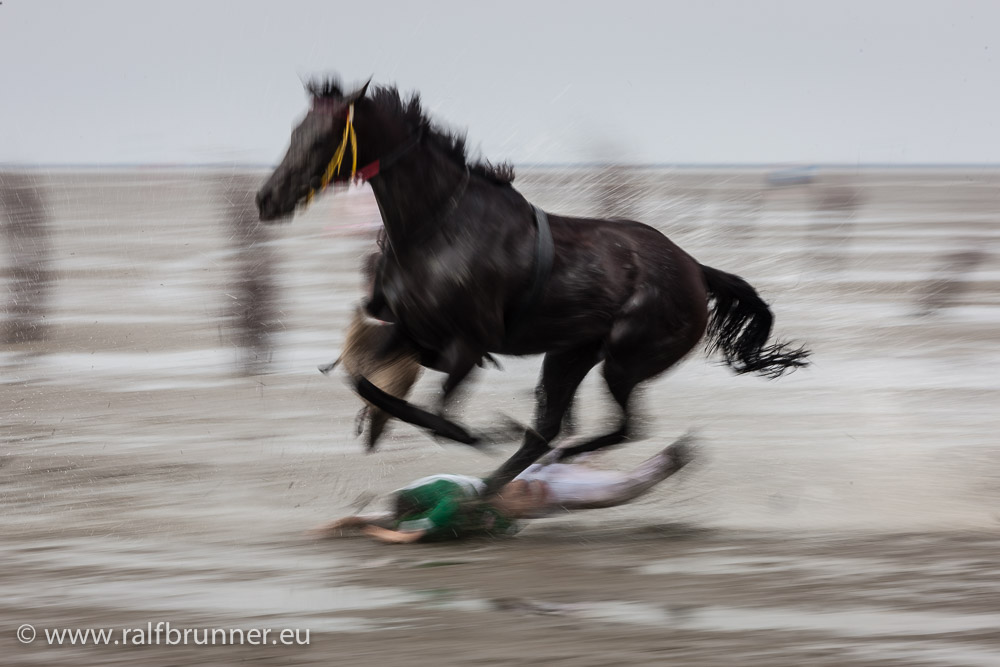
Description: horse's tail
xmin=700 ymin=264 xmax=810 ymax=378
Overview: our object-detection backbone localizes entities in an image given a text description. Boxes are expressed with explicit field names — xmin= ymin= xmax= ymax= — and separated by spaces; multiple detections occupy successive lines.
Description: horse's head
xmin=256 ymin=78 xmax=371 ymax=223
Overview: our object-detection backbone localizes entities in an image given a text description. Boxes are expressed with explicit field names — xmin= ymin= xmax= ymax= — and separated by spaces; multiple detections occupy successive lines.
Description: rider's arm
xmin=310 ymin=513 xmax=394 ymax=537
xmin=361 ymin=525 xmax=427 ymax=544
xmin=369 ymin=495 xmax=461 ymax=543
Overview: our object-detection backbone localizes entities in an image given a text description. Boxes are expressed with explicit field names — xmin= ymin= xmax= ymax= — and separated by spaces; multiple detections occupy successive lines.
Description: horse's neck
xmin=368 ymin=147 xmax=467 ymax=247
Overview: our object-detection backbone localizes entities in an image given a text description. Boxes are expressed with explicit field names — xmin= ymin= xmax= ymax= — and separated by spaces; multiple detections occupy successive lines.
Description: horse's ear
xmin=346 ymin=77 xmax=372 ymax=103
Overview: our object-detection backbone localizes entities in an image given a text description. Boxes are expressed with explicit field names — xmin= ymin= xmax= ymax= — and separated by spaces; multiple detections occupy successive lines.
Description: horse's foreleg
xmin=482 ymin=428 xmax=550 ymax=495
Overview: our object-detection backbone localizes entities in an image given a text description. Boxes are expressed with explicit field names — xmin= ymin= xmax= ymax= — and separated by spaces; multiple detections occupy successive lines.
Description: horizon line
xmin=4 ymin=161 xmax=1000 ymax=170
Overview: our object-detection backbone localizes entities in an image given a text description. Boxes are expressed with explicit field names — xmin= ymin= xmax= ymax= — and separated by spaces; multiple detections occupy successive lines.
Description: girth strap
xmin=506 ymin=205 xmax=554 ymax=338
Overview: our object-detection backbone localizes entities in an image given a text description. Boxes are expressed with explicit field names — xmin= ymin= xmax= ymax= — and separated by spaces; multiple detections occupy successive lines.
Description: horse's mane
xmin=307 ymin=78 xmax=515 ymax=185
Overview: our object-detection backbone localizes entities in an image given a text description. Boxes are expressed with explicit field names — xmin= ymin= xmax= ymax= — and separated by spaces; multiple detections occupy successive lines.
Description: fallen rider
xmin=314 ymin=432 xmax=696 ymax=543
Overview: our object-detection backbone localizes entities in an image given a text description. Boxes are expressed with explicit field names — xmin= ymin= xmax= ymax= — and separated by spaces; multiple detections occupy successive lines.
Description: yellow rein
xmin=305 ymin=103 xmax=357 ymax=205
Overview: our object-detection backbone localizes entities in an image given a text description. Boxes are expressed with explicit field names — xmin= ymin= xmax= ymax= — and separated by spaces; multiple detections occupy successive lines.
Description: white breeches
xmin=512 ymin=437 xmax=690 ymax=518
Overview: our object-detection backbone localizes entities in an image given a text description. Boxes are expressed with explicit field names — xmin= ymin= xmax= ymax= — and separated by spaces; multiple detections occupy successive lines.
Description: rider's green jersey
xmin=393 ymin=474 xmax=518 ymax=541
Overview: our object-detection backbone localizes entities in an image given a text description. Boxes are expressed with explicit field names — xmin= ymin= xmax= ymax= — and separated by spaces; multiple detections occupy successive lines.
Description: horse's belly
xmin=497 ymin=314 xmax=611 ymax=356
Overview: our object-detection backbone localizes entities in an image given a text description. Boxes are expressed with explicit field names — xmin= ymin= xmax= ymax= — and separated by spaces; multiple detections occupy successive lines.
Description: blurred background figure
xmin=807 ymin=177 xmax=862 ymax=275
xmin=917 ymin=245 xmax=990 ymax=316
xmin=217 ymin=173 xmax=278 ymax=374
xmin=588 ymin=140 xmax=643 ymax=222
xmin=594 ymin=163 xmax=641 ymax=221
xmin=1 ymin=171 xmax=52 ymax=345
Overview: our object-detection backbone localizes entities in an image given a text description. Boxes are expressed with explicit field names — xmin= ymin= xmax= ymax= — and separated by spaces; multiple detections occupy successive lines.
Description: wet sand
xmin=3 ymin=168 xmax=1000 ymax=665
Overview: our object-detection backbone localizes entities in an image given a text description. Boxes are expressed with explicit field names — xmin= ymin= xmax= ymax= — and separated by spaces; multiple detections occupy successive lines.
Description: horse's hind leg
xmin=553 ymin=358 xmax=639 ymax=460
xmin=555 ymin=307 xmax=703 ymax=462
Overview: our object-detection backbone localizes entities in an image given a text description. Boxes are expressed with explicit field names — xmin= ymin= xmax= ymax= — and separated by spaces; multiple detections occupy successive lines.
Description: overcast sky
xmin=2 ymin=0 xmax=998 ymax=165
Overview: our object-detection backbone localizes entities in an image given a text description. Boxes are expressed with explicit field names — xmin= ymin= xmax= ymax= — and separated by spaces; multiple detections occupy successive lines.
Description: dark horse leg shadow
xmin=354 ymin=376 xmax=480 ymax=445
xmin=354 ymin=360 xmax=526 ymax=449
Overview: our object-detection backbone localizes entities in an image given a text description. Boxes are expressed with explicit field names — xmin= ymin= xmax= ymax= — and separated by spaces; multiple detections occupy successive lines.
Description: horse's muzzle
xmin=256 ymin=189 xmax=292 ymax=223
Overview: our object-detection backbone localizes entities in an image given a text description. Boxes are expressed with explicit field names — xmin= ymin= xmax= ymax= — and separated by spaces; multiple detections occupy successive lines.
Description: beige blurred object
xmin=333 ymin=305 xmax=423 ymax=450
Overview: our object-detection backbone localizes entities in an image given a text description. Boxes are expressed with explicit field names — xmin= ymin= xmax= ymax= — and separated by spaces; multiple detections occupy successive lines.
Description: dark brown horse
xmin=257 ymin=78 xmax=809 ymax=491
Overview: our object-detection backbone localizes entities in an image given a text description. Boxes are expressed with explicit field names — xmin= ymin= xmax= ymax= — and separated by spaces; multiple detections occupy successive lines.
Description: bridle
xmin=304 ymin=95 xmax=476 ymax=276
xmin=305 ymin=99 xmax=422 ymax=204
